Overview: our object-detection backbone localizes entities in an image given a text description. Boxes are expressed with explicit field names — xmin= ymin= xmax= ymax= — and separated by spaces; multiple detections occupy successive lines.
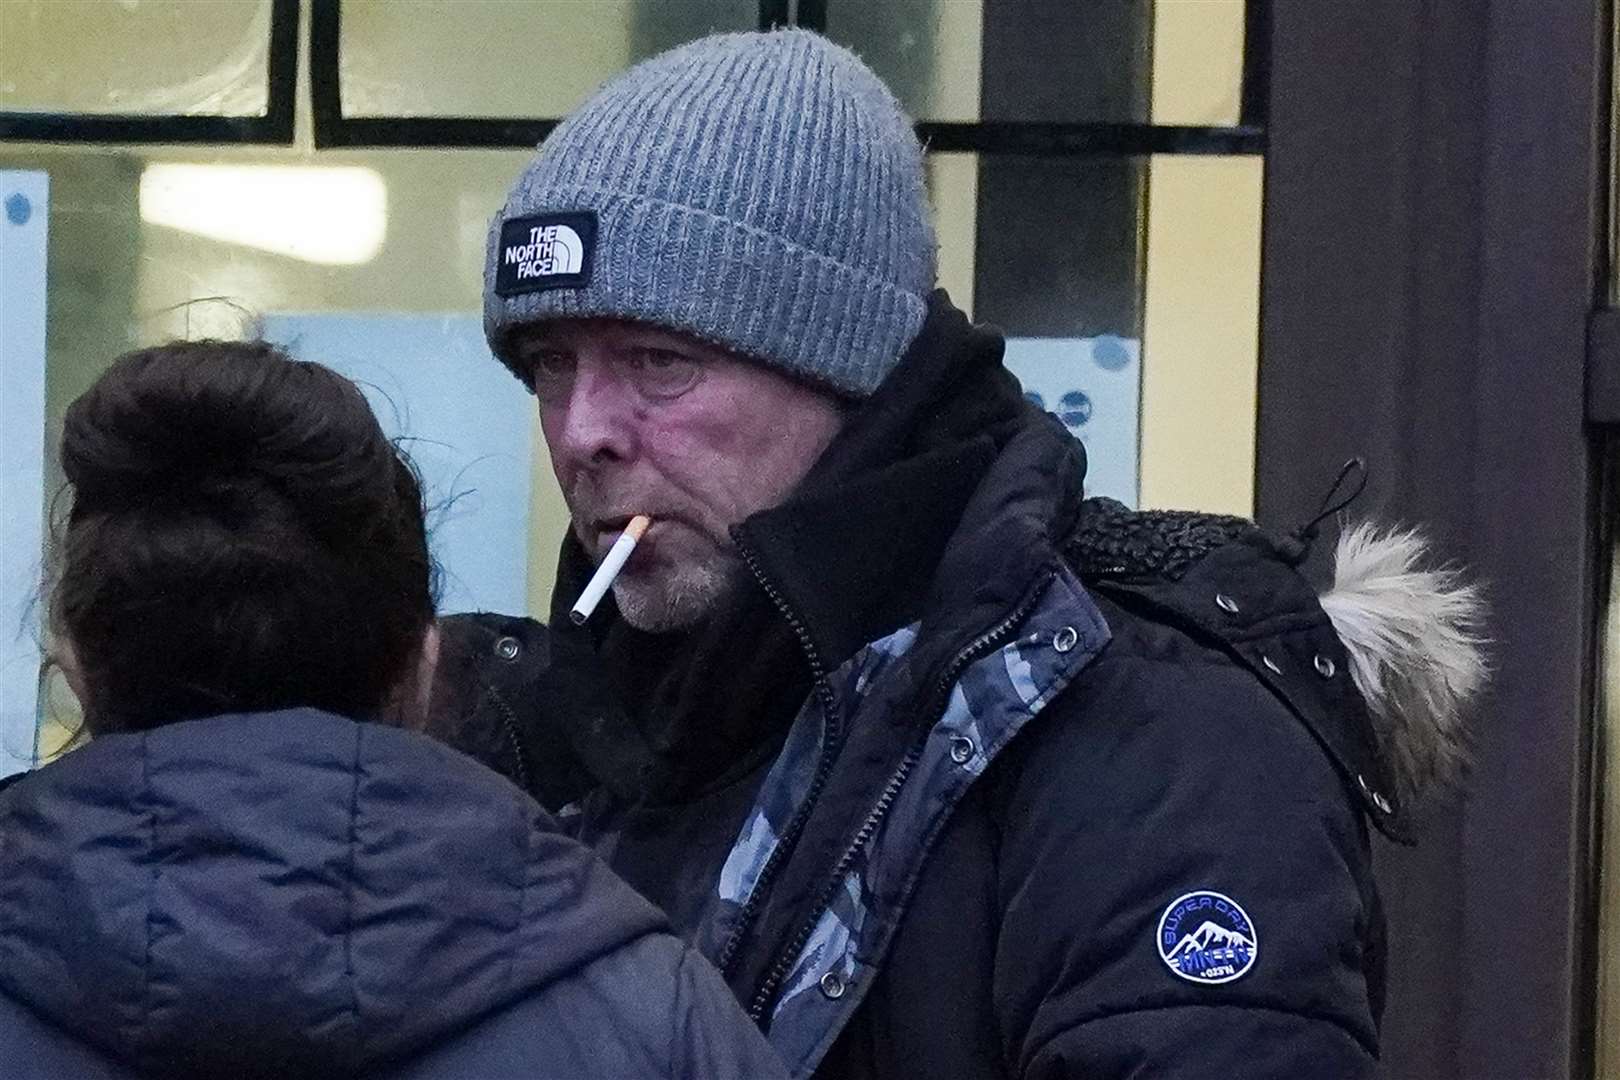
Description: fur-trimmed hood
xmin=1067 ymin=497 xmax=1488 ymax=837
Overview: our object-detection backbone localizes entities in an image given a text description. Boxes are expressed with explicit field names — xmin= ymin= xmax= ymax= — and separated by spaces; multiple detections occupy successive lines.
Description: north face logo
xmin=494 ymin=211 xmax=596 ymax=296
xmin=507 ymin=224 xmax=583 ymax=277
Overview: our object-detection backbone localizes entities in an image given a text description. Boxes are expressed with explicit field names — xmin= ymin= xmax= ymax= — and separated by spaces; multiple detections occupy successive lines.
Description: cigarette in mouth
xmin=569 ymin=515 xmax=651 ymax=625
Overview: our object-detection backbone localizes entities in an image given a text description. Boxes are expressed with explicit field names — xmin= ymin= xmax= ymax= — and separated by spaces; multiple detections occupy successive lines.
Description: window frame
xmin=0 ymin=0 xmax=299 ymax=145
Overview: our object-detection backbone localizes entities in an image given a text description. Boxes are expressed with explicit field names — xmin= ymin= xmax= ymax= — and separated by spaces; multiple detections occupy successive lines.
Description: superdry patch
xmin=494 ymin=211 xmax=596 ymax=296
xmin=1157 ymin=890 xmax=1258 ymax=984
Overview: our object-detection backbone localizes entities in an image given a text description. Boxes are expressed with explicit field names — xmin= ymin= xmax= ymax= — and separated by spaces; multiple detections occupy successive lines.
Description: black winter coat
xmin=437 ymin=294 xmax=1463 ymax=1079
xmin=0 ymin=709 xmax=786 ymax=1079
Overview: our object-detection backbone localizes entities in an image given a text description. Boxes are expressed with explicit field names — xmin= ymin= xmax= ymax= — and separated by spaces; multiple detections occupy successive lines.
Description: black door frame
xmin=1258 ymin=3 xmax=1609 ymax=1077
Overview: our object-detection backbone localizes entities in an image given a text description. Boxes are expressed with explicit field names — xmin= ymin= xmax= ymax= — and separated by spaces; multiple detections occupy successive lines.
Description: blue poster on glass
xmin=1 ymin=172 xmax=49 ymax=775
xmin=1003 ymin=336 xmax=1141 ymax=506
xmin=263 ymin=314 xmax=533 ymax=617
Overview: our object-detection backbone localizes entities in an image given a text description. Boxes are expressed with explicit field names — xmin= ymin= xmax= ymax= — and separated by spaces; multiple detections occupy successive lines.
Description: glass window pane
xmin=1 ymin=141 xmax=576 ymax=759
xmin=973 ymin=155 xmax=1145 ymax=337
xmin=825 ymin=0 xmax=1154 ymax=124
xmin=339 ymin=0 xmax=758 ymax=119
xmin=930 ymin=151 xmax=1147 ymax=505
xmin=0 ymin=0 xmax=272 ymax=117
xmin=824 ymin=0 xmax=1247 ymax=128
xmin=929 ymin=150 xmax=1261 ymax=514
xmin=821 ymin=0 xmax=986 ymax=122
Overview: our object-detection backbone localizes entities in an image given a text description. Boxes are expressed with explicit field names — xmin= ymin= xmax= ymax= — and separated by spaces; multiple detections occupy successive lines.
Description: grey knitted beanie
xmin=483 ymin=28 xmax=936 ymax=398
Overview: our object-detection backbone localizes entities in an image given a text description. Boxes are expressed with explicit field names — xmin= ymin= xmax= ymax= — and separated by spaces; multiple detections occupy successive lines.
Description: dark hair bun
xmin=55 ymin=340 xmax=435 ymax=733
xmin=63 ymin=341 xmax=392 ymax=537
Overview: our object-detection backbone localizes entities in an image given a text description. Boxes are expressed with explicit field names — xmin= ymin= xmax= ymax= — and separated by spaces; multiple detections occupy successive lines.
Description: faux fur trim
xmin=1319 ymin=523 xmax=1488 ymax=805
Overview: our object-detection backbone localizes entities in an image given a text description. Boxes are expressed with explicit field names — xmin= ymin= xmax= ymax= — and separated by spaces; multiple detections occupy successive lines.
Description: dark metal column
xmin=1258 ymin=2 xmax=1606 ymax=1077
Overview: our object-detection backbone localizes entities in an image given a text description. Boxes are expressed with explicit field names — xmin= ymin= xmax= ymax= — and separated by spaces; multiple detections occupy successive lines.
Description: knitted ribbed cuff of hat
xmin=484 ymin=189 xmax=928 ymax=399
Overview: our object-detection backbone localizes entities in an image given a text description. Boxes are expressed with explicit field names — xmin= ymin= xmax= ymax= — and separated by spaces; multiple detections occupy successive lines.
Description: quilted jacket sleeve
xmin=990 ymin=646 xmax=1383 ymax=1080
xmin=670 ymin=948 xmax=790 ymax=1080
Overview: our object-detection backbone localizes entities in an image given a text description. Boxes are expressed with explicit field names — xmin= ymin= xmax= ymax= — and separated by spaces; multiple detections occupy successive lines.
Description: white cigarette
xmin=569 ymin=515 xmax=651 ymax=625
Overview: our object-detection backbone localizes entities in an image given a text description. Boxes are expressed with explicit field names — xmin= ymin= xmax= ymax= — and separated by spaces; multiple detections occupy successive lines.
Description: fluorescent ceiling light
xmin=139 ymin=164 xmax=387 ymax=265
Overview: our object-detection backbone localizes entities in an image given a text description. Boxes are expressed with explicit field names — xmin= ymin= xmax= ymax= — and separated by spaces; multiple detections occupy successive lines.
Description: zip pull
xmin=1277 ymin=457 xmax=1368 ymax=565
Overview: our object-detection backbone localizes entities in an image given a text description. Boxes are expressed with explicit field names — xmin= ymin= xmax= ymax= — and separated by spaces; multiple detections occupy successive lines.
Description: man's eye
xmin=520 ymin=349 xmax=575 ymax=398
xmin=625 ymin=347 xmax=703 ymax=400
xmin=630 ymin=348 xmax=688 ymax=370
xmin=529 ymin=350 xmax=575 ymax=377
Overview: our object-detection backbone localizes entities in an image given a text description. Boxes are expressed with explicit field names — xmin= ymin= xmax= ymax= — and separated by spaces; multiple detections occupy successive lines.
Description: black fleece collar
xmin=739 ymin=298 xmax=1094 ymax=685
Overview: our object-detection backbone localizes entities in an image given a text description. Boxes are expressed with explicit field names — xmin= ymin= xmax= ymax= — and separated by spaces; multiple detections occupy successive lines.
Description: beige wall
xmin=1142 ymin=0 xmax=1258 ymax=515
xmin=1138 ymin=154 xmax=1262 ymax=514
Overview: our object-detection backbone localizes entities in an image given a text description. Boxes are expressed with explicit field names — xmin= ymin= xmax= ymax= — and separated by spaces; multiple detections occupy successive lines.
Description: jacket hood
xmin=1067 ymin=498 xmax=1488 ymax=838
xmin=0 ymin=709 xmax=667 ymax=1076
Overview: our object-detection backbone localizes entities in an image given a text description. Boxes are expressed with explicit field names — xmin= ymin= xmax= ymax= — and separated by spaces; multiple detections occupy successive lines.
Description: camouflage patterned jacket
xmin=437 ymin=295 xmax=1480 ymax=1079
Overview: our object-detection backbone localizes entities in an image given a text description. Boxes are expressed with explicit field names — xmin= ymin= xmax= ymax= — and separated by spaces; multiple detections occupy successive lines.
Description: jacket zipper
xmin=715 ymin=536 xmax=844 ymax=980
xmin=483 ymin=681 xmax=533 ymax=794
xmin=745 ymin=572 xmax=1055 ymax=1022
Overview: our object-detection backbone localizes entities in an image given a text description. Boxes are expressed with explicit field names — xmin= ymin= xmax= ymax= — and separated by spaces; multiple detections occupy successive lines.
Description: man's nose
xmin=545 ymin=358 xmax=638 ymax=469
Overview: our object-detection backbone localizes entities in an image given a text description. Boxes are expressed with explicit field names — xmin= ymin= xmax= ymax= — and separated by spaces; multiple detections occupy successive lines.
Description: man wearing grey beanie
xmin=441 ymin=25 xmax=1476 ymax=1080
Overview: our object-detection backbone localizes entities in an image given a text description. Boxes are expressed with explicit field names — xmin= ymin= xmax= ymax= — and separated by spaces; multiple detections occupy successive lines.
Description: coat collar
xmin=734 ymin=290 xmax=1085 ymax=674
xmin=545 ymin=291 xmax=1088 ymax=803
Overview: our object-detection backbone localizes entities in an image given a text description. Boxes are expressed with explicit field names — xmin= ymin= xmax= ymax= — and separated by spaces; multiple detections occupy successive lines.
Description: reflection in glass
xmin=339 ymin=0 xmax=756 ymax=119
xmin=821 ymin=0 xmax=984 ymax=122
xmin=825 ymin=0 xmax=1245 ymax=128
xmin=139 ymin=165 xmax=388 ymax=266
xmin=0 ymin=0 xmax=271 ymax=116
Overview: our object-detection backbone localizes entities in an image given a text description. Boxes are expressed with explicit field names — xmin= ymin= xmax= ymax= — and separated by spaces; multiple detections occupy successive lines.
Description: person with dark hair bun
xmin=53 ymin=339 xmax=438 ymax=735
xmin=0 ymin=340 xmax=785 ymax=1079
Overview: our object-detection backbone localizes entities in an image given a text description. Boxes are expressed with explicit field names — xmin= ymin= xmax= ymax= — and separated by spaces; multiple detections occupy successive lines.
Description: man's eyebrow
xmin=624 ymin=335 xmax=708 ymax=354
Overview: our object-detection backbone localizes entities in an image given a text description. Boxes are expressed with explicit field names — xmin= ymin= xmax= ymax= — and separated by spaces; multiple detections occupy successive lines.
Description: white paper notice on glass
xmin=1 ymin=172 xmax=49 ymax=775
xmin=1002 ymin=336 xmax=1141 ymax=507
xmin=263 ymin=314 xmax=532 ymax=616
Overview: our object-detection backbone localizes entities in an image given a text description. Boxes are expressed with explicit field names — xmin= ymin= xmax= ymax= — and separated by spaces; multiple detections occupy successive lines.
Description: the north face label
xmin=494 ymin=211 xmax=596 ymax=296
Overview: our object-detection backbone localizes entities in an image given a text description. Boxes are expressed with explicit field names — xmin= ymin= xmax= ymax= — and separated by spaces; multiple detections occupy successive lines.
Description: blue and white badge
xmin=1157 ymin=890 xmax=1258 ymax=984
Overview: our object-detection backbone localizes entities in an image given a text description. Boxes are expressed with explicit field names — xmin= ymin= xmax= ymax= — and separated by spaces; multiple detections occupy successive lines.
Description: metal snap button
xmin=1314 ymin=654 xmax=1336 ymax=678
xmin=1215 ymin=593 xmax=1240 ymax=615
xmin=1356 ymin=774 xmax=1391 ymax=813
xmin=1261 ymin=655 xmax=1283 ymax=676
xmin=1052 ymin=625 xmax=1079 ymax=653
xmin=949 ymin=735 xmax=975 ymax=765
xmin=819 ymin=972 xmax=846 ymax=999
xmin=495 ymin=636 xmax=521 ymax=662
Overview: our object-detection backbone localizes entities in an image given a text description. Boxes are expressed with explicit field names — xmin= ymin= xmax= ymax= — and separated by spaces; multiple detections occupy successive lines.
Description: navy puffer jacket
xmin=432 ymin=294 xmax=1486 ymax=1078
xmin=0 ymin=709 xmax=785 ymax=1079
